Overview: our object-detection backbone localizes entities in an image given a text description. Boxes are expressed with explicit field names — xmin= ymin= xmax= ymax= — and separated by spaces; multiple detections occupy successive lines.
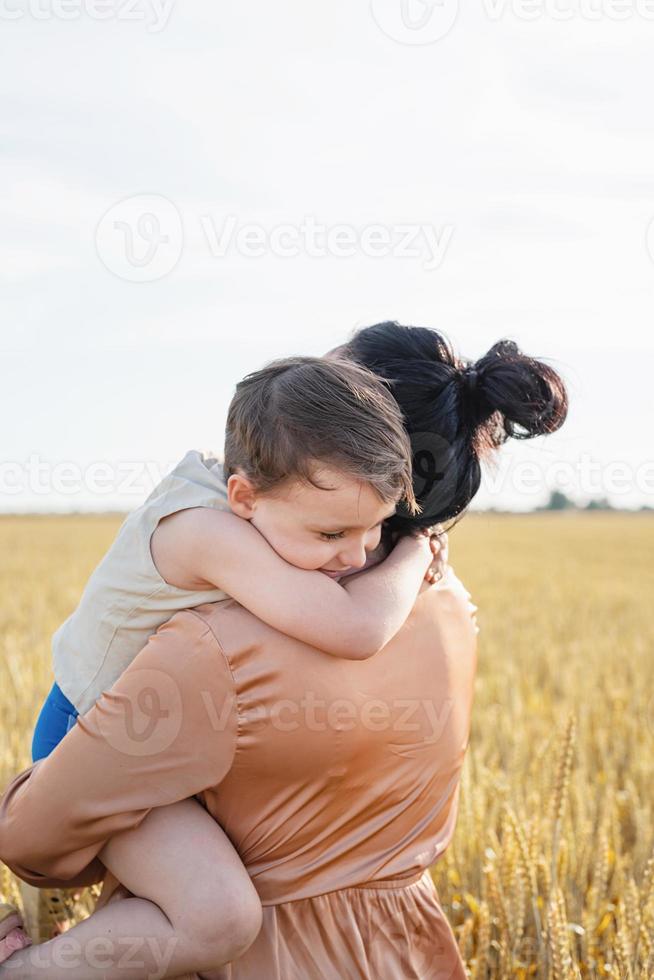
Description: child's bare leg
xmin=0 ymin=798 xmax=261 ymax=979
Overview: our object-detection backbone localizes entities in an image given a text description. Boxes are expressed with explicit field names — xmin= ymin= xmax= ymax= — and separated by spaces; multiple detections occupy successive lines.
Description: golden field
xmin=0 ymin=513 xmax=653 ymax=978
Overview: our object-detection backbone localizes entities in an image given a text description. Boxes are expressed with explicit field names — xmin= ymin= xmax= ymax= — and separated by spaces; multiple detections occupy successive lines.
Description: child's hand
xmin=396 ymin=527 xmax=448 ymax=585
xmin=423 ymin=528 xmax=449 ymax=585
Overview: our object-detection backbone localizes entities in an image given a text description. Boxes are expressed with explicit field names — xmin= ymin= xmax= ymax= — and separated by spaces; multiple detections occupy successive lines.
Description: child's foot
xmin=0 ymin=903 xmax=32 ymax=964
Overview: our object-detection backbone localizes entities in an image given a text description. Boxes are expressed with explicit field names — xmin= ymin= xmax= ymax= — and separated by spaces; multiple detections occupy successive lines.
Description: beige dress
xmin=0 ymin=567 xmax=478 ymax=980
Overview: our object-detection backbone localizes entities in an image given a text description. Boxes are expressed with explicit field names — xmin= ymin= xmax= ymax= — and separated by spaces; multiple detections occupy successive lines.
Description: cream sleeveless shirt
xmin=53 ymin=450 xmax=232 ymax=714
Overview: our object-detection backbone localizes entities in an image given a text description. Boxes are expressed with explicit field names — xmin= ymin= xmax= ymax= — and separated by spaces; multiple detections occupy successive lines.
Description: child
xmin=1 ymin=356 xmax=443 ymax=974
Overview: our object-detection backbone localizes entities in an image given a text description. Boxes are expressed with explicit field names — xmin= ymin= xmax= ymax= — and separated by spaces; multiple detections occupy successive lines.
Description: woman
xmin=0 ymin=322 xmax=567 ymax=978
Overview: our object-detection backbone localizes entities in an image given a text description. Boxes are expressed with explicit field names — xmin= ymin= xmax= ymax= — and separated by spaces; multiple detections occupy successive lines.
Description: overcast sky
xmin=1 ymin=1 xmax=653 ymax=513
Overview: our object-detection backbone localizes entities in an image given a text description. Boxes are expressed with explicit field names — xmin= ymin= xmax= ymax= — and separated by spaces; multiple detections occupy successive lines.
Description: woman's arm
xmin=0 ymin=611 xmax=237 ymax=889
xmin=152 ymin=508 xmax=435 ymax=660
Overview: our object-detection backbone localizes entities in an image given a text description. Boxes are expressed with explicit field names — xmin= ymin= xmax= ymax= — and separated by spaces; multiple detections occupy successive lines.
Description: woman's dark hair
xmin=340 ymin=321 xmax=569 ymax=532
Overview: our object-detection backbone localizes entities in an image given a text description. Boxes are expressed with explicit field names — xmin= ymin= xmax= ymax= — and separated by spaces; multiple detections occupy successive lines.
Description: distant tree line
xmin=537 ymin=491 xmax=652 ymax=512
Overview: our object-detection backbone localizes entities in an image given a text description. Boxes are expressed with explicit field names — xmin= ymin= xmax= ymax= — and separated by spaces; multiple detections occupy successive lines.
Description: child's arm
xmin=150 ymin=508 xmax=434 ymax=660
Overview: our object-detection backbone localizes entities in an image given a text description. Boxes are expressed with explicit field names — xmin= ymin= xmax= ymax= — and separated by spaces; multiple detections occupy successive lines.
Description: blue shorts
xmin=31 ymin=682 xmax=79 ymax=763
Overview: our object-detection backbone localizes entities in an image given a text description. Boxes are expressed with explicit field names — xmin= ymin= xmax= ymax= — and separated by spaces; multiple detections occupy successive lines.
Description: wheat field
xmin=0 ymin=513 xmax=652 ymax=978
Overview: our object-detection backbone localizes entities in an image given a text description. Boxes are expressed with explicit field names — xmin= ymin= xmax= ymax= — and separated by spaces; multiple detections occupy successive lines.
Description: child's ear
xmin=227 ymin=471 xmax=258 ymax=519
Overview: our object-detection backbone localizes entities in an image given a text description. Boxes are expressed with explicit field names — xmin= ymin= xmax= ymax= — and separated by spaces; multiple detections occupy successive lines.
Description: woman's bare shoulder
xmin=427 ymin=566 xmax=480 ymax=633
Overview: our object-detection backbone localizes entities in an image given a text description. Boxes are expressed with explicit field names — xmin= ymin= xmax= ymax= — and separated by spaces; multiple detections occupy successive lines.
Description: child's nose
xmin=339 ymin=541 xmax=368 ymax=569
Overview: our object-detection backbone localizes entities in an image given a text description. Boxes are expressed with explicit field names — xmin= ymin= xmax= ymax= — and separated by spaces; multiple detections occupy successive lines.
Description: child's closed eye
xmin=319 ymin=520 xmax=384 ymax=542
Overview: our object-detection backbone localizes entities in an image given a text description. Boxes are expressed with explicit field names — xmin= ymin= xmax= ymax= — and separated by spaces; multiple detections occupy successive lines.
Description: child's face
xmin=229 ymin=464 xmax=397 ymax=579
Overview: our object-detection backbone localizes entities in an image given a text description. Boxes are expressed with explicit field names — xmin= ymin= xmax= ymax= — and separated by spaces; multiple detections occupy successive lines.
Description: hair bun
xmin=342 ymin=320 xmax=568 ymax=529
xmin=461 ymin=365 xmax=480 ymax=396
xmin=475 ymin=339 xmax=568 ymax=444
